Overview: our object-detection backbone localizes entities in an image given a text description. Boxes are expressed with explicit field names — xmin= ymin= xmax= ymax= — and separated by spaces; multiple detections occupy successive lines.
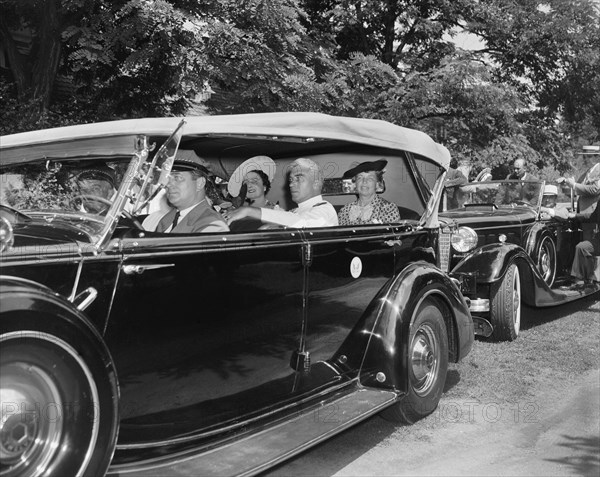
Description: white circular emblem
xmin=350 ymin=257 xmax=363 ymax=279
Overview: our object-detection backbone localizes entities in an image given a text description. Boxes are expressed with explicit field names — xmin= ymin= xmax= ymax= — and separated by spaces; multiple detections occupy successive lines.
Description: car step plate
xmin=108 ymin=387 xmax=397 ymax=477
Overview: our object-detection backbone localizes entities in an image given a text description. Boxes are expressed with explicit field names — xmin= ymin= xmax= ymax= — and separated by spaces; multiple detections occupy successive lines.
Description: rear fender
xmin=332 ymin=262 xmax=473 ymax=393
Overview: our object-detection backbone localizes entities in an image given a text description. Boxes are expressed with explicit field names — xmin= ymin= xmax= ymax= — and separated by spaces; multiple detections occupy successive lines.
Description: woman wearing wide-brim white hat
xmin=227 ymin=156 xmax=277 ymax=208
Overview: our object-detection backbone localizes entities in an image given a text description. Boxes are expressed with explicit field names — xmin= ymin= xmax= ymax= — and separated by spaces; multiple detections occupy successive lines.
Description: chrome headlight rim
xmin=451 ymin=226 xmax=478 ymax=253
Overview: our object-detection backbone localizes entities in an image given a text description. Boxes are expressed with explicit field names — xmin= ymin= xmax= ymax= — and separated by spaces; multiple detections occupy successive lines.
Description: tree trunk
xmin=0 ymin=16 xmax=32 ymax=98
xmin=0 ymin=0 xmax=63 ymax=111
xmin=31 ymin=0 xmax=63 ymax=111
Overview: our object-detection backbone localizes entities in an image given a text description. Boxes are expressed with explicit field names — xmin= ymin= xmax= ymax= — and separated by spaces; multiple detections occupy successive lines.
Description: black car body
xmin=439 ymin=180 xmax=599 ymax=341
xmin=0 ymin=113 xmax=473 ymax=476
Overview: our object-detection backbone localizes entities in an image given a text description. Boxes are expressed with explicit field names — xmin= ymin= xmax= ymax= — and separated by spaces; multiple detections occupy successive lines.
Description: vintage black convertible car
xmin=439 ymin=179 xmax=599 ymax=341
xmin=0 ymin=113 xmax=474 ymax=477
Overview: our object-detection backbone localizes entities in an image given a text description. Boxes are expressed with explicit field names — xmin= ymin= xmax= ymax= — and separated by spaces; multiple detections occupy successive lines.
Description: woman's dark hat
xmin=343 ymin=159 xmax=387 ymax=179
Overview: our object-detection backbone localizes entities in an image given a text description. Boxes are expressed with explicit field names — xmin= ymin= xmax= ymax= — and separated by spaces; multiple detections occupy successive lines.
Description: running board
xmin=108 ymin=387 xmax=397 ymax=477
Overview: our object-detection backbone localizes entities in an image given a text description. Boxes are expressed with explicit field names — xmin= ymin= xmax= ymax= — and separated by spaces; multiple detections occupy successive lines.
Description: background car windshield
xmin=448 ymin=181 xmax=543 ymax=210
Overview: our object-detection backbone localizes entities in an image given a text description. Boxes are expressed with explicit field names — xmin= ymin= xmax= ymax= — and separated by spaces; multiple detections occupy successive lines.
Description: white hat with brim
xmin=543 ymin=184 xmax=558 ymax=196
xmin=227 ymin=156 xmax=276 ymax=197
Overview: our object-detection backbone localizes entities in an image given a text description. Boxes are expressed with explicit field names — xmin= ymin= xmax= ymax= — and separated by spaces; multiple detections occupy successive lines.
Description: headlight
xmin=451 ymin=227 xmax=478 ymax=253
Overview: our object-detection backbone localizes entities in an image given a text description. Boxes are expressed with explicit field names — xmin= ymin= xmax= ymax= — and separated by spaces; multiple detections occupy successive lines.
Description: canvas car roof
xmin=0 ymin=112 xmax=451 ymax=169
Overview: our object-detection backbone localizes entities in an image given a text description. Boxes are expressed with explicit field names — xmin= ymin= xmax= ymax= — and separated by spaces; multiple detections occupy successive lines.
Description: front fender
xmin=451 ymin=243 xmax=528 ymax=284
xmin=333 ymin=261 xmax=473 ymax=393
xmin=450 ymin=243 xmax=562 ymax=307
xmin=0 ymin=275 xmax=117 ymax=388
xmin=0 ymin=274 xmax=120 ymax=476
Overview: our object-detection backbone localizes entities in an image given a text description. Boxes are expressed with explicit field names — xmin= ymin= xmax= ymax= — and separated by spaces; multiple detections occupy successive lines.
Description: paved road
xmin=264 ymin=294 xmax=600 ymax=477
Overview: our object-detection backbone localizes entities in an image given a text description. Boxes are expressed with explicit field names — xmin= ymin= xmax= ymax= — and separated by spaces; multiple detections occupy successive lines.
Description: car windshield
xmin=0 ymin=159 xmax=136 ymax=220
xmin=446 ymin=180 xmax=544 ymax=211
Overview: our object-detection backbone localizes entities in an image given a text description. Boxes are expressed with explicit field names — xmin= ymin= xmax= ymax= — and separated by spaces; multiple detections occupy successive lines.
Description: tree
xmin=0 ymin=0 xmax=68 ymax=109
xmin=0 ymin=0 xmax=213 ymax=128
xmin=465 ymin=0 xmax=600 ymax=142
xmin=301 ymin=0 xmax=473 ymax=70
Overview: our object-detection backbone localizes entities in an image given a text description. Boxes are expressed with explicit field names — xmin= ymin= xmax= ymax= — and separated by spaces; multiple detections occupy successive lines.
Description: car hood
xmin=7 ymin=214 xmax=100 ymax=249
xmin=440 ymin=207 xmax=537 ymax=228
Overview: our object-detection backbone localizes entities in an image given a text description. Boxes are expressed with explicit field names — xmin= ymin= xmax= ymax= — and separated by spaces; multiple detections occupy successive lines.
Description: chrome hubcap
xmin=1 ymin=359 xmax=63 ymax=475
xmin=513 ymin=269 xmax=521 ymax=334
xmin=410 ymin=325 xmax=439 ymax=395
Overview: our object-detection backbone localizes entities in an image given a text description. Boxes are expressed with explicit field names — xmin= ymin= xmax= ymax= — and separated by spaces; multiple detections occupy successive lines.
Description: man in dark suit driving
xmin=143 ymin=156 xmax=229 ymax=233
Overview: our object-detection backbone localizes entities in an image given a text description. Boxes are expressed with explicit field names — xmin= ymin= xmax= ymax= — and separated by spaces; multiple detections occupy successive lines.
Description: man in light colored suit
xmin=548 ymin=161 xmax=600 ymax=288
xmin=561 ymin=161 xmax=600 ymax=221
xmin=143 ymin=156 xmax=229 ymax=234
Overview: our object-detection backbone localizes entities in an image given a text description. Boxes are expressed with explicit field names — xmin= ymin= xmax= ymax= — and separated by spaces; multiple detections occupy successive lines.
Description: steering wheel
xmin=73 ymin=194 xmax=112 ymax=214
xmin=72 ymin=194 xmax=144 ymax=229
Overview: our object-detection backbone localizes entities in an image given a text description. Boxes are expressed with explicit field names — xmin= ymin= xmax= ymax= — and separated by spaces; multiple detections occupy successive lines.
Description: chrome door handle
xmin=122 ymin=263 xmax=175 ymax=275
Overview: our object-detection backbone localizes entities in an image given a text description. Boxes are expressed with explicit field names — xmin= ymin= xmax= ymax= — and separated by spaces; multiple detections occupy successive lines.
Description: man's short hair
xmin=290 ymin=158 xmax=323 ymax=185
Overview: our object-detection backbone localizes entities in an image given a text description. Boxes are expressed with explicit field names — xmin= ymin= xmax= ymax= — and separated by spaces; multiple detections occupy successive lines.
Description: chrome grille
xmin=438 ymin=228 xmax=452 ymax=272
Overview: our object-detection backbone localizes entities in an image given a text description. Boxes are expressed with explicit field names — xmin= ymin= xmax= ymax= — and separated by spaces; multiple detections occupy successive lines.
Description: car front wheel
xmin=490 ymin=263 xmax=521 ymax=341
xmin=536 ymin=236 xmax=557 ymax=286
xmin=0 ymin=326 xmax=118 ymax=477
xmin=381 ymin=297 xmax=449 ymax=424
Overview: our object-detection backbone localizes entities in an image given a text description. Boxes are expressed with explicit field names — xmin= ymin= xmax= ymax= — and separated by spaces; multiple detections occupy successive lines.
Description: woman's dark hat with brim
xmin=343 ymin=159 xmax=387 ymax=179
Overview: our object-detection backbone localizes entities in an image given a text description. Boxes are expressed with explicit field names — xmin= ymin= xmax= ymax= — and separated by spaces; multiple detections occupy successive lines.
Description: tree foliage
xmin=0 ymin=0 xmax=598 ymax=176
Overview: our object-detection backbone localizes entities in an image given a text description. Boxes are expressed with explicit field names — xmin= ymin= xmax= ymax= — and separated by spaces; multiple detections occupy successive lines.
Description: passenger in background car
xmin=337 ymin=159 xmax=401 ymax=225
xmin=443 ymin=158 xmax=468 ymax=209
xmin=224 ymin=158 xmax=338 ymax=228
xmin=506 ymin=158 xmax=537 ymax=181
xmin=75 ymin=165 xmax=117 ymax=214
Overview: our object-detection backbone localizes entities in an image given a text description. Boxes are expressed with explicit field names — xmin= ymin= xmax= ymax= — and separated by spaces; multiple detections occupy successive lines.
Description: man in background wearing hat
xmin=75 ymin=165 xmax=117 ymax=214
xmin=539 ymin=184 xmax=559 ymax=219
xmin=224 ymin=158 xmax=338 ymax=228
xmin=444 ymin=158 xmax=467 ymax=209
xmin=142 ymin=157 xmax=229 ymax=233
xmin=559 ymin=161 xmax=600 ymax=217
xmin=541 ymin=177 xmax=599 ymax=288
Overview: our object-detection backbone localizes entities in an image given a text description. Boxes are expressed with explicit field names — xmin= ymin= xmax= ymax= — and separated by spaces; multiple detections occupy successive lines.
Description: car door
xmin=104 ymin=229 xmax=307 ymax=444
xmin=299 ymin=225 xmax=409 ymax=377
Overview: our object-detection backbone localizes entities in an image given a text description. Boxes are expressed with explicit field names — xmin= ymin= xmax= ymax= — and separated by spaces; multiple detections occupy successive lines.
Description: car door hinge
xmin=302 ymin=243 xmax=313 ymax=267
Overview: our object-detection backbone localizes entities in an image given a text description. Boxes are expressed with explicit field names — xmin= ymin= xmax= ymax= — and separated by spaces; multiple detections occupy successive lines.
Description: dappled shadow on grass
xmin=545 ymin=434 xmax=600 ymax=477
xmin=443 ymin=368 xmax=461 ymax=393
xmin=262 ymin=412 xmax=399 ymax=477
xmin=521 ymin=291 xmax=600 ymax=332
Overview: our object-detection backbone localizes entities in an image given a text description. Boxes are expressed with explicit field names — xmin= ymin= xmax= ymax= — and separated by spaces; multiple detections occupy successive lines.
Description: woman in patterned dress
xmin=338 ymin=159 xmax=400 ymax=225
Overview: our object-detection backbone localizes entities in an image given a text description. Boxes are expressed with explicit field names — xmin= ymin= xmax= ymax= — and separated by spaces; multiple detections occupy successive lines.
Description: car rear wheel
xmin=0 ymin=326 xmax=118 ymax=477
xmin=381 ymin=297 xmax=449 ymax=424
xmin=490 ymin=263 xmax=521 ymax=341
xmin=536 ymin=236 xmax=557 ymax=286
